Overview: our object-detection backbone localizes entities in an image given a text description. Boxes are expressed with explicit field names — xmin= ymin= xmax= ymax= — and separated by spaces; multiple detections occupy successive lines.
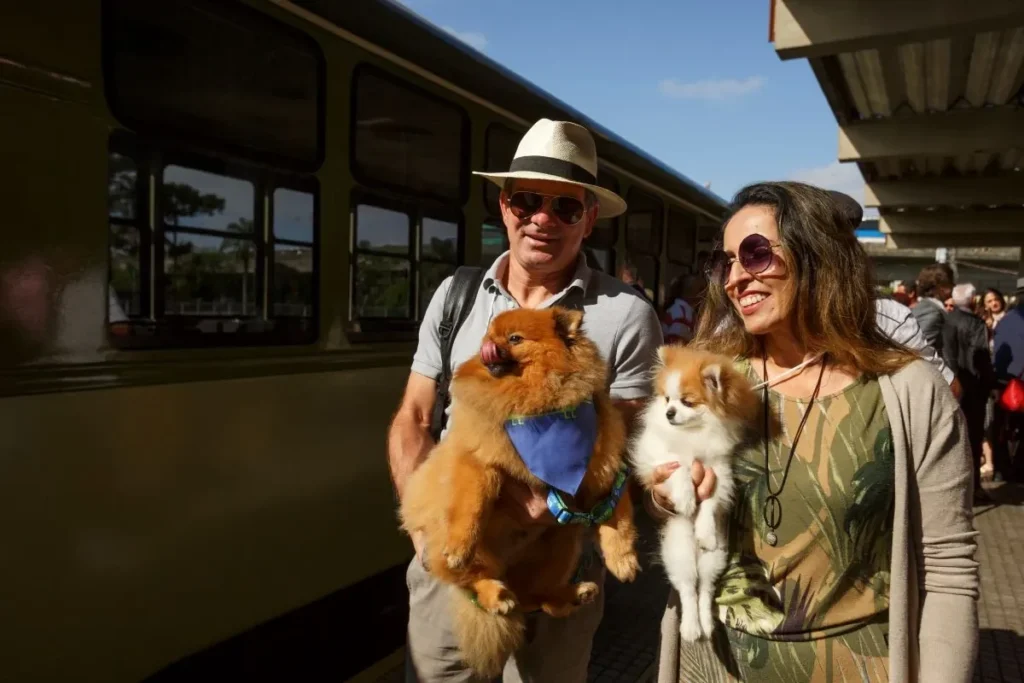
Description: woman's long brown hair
xmin=690 ymin=181 xmax=918 ymax=376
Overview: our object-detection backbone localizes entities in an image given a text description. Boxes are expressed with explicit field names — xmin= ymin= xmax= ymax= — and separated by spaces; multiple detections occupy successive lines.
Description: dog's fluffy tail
xmin=449 ymin=587 xmax=525 ymax=678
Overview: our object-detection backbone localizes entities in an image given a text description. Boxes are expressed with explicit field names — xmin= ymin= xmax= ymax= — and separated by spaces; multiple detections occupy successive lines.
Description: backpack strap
xmin=431 ymin=266 xmax=485 ymax=441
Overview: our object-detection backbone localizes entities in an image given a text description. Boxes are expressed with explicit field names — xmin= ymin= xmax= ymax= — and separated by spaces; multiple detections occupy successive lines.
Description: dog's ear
xmin=702 ymin=363 xmax=723 ymax=394
xmin=656 ymin=345 xmax=669 ymax=366
xmin=553 ymin=307 xmax=584 ymax=346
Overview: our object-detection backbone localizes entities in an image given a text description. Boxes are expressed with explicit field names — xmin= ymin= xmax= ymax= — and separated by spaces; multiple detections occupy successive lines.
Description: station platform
xmin=371 ymin=482 xmax=1024 ymax=683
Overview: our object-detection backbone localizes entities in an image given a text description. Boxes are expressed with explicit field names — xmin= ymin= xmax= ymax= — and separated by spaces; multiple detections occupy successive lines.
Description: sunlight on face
xmin=721 ymin=205 xmax=793 ymax=337
xmin=500 ymin=178 xmax=595 ymax=276
xmin=984 ymin=292 xmax=1004 ymax=314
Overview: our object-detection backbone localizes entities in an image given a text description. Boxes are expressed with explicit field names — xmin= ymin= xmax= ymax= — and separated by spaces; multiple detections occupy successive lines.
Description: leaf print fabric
xmin=677 ymin=366 xmax=894 ymax=682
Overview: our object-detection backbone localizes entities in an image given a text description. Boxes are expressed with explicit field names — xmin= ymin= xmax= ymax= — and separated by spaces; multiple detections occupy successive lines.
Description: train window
xmin=585 ymin=171 xmax=619 ymax=274
xmin=108 ymin=152 xmax=144 ymax=320
xmin=481 ymin=221 xmax=508 ymax=268
xmin=353 ymin=204 xmax=412 ymax=320
xmin=272 ymin=188 xmax=316 ymax=318
xmin=353 ymin=66 xmax=468 ymax=202
xmin=667 ymin=208 xmax=697 ymax=267
xmin=105 ymin=141 xmax=320 ymax=348
xmin=103 ymin=0 xmax=323 ymax=169
xmin=625 ymin=188 xmax=663 ymax=255
xmin=420 ymin=218 xmax=460 ymax=315
xmin=483 ymin=124 xmax=521 ymax=216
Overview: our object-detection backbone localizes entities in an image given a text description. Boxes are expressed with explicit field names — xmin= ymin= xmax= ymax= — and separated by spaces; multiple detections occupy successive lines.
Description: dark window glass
xmin=106 ymin=143 xmax=320 ymax=348
xmin=354 ymin=254 xmax=411 ymax=319
xmin=422 ymin=218 xmax=458 ymax=262
xmin=163 ymin=166 xmax=254 ymax=232
xmin=627 ymin=252 xmax=659 ymax=300
xmin=163 ymin=232 xmax=258 ymax=317
xmin=420 ymin=261 xmax=455 ymax=317
xmin=586 ymin=247 xmax=613 ymax=274
xmin=273 ymin=188 xmax=314 ymax=243
xmin=353 ymin=67 xmax=467 ymax=201
xmin=667 ymin=209 xmax=696 ymax=266
xmin=108 ymin=152 xmax=136 ymax=219
xmin=103 ymin=0 xmax=322 ymax=167
xmin=481 ymin=221 xmax=507 ymax=268
xmin=355 ymin=204 xmax=410 ymax=256
xmin=483 ymin=124 xmax=521 ymax=216
xmin=110 ymin=224 xmax=141 ymax=318
xmin=587 ymin=171 xmax=620 ymax=249
xmin=273 ymin=244 xmax=314 ymax=317
xmin=625 ymin=189 xmax=663 ymax=255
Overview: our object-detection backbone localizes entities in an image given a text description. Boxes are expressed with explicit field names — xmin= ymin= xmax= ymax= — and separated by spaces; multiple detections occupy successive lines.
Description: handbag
xmin=999 ymin=367 xmax=1024 ymax=413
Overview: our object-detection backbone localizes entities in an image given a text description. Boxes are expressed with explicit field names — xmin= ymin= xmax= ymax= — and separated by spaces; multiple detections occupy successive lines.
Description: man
xmin=911 ymin=263 xmax=955 ymax=357
xmin=943 ymin=283 xmax=993 ymax=500
xmin=991 ymin=277 xmax=1024 ymax=483
xmin=387 ymin=119 xmax=712 ymax=682
xmin=826 ymin=191 xmax=956 ymax=389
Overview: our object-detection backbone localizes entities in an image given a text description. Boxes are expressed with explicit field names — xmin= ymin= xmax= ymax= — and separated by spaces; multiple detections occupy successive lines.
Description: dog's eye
xmin=508 ymin=334 xmax=523 ymax=345
xmin=681 ymin=398 xmax=693 ymax=408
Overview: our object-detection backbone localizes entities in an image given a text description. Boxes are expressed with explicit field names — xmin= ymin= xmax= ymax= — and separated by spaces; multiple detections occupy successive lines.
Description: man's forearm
xmin=387 ymin=413 xmax=435 ymax=500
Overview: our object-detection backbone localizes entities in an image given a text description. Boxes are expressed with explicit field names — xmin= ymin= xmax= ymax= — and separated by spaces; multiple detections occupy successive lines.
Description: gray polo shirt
xmin=411 ymin=251 xmax=663 ymax=436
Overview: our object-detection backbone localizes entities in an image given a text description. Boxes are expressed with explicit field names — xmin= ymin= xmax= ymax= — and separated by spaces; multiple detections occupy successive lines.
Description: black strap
xmin=431 ymin=266 xmax=485 ymax=441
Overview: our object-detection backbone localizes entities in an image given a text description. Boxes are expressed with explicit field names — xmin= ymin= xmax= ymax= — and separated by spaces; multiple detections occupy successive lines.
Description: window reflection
xmin=422 ymin=218 xmax=458 ymax=261
xmin=356 ymin=204 xmax=410 ymax=255
xmin=482 ymin=221 xmax=507 ymax=267
xmin=109 ymin=153 xmax=136 ymax=219
xmin=110 ymin=224 xmax=142 ymax=316
xmin=355 ymin=254 xmax=410 ymax=319
xmin=164 ymin=232 xmax=257 ymax=316
xmin=420 ymin=261 xmax=455 ymax=316
xmin=273 ymin=244 xmax=314 ymax=317
xmin=273 ymin=188 xmax=314 ymax=243
xmin=163 ymin=166 xmax=253 ymax=232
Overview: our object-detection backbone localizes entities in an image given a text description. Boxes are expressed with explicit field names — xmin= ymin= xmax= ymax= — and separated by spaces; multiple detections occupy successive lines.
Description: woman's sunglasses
xmin=507 ymin=191 xmax=586 ymax=225
xmin=704 ymin=233 xmax=780 ymax=286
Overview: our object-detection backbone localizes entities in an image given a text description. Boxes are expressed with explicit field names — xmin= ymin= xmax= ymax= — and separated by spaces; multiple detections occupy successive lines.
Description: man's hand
xmin=497 ymin=478 xmax=557 ymax=525
xmin=650 ymin=460 xmax=717 ymax=517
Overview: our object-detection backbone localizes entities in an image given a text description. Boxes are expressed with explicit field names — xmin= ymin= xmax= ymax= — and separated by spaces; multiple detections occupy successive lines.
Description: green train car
xmin=0 ymin=1 xmax=728 ymax=680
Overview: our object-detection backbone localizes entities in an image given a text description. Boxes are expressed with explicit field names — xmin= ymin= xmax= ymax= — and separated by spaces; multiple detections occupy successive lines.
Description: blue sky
xmin=392 ymin=0 xmax=868 ymax=210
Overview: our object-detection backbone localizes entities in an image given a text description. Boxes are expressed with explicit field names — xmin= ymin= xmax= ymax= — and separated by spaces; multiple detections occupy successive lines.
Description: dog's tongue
xmin=481 ymin=340 xmax=502 ymax=365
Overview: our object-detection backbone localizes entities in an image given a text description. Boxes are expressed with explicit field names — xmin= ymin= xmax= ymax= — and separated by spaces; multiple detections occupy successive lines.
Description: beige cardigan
xmin=655 ymin=359 xmax=980 ymax=683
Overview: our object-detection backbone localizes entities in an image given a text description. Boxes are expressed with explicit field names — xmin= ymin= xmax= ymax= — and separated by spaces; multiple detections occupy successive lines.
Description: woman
xmin=642 ymin=182 xmax=979 ymax=683
xmin=983 ymin=288 xmax=1007 ymax=338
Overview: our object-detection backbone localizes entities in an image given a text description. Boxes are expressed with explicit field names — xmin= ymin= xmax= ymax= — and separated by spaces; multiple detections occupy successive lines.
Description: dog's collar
xmin=546 ymin=464 xmax=631 ymax=527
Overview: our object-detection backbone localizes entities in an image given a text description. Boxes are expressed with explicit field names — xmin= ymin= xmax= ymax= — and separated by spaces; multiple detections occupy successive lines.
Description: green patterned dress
xmin=678 ymin=363 xmax=895 ymax=683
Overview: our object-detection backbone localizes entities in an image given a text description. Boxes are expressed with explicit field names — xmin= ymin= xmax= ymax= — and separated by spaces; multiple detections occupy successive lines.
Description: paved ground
xmin=973 ymin=481 xmax=1024 ymax=683
xmin=376 ymin=482 xmax=1024 ymax=683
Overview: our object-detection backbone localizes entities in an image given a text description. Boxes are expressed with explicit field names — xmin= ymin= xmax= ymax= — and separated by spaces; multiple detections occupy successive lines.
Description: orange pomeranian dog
xmin=630 ymin=346 xmax=760 ymax=642
xmin=399 ymin=306 xmax=639 ymax=677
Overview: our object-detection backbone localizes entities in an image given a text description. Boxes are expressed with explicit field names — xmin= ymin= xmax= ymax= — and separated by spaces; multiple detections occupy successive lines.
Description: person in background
xmin=943 ymin=283 xmax=994 ymax=503
xmin=983 ymin=287 xmax=1007 ymax=339
xmin=911 ymin=263 xmax=955 ymax=358
xmin=661 ymin=274 xmax=701 ymax=344
xmin=991 ymin=278 xmax=1024 ymax=484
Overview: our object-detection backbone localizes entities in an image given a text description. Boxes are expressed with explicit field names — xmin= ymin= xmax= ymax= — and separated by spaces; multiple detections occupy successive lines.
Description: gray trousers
xmin=403 ymin=555 xmax=605 ymax=682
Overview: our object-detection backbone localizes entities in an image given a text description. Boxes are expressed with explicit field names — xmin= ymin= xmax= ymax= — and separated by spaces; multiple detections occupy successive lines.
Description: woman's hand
xmin=650 ymin=460 xmax=718 ymax=517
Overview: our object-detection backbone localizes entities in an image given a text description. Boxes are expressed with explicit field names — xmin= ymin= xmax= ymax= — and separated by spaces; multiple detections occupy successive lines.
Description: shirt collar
xmin=483 ymin=250 xmax=593 ymax=299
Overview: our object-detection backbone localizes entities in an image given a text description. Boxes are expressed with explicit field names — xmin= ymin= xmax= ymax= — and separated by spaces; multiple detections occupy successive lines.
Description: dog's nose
xmin=666 ymin=407 xmax=676 ymax=420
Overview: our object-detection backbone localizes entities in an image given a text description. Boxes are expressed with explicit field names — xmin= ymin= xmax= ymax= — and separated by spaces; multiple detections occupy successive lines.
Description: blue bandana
xmin=504 ymin=400 xmax=598 ymax=496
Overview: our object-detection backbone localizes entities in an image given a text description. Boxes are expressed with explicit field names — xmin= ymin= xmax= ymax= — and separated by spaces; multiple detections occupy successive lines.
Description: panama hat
xmin=473 ymin=118 xmax=627 ymax=219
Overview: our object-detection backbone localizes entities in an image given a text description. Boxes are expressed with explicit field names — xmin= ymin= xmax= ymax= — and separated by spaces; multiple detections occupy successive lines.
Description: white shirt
xmin=874 ymin=298 xmax=954 ymax=384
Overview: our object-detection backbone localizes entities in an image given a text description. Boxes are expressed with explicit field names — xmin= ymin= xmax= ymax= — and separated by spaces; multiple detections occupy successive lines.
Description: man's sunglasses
xmin=704 ymin=233 xmax=781 ymax=286
xmin=507 ymin=191 xmax=587 ymax=225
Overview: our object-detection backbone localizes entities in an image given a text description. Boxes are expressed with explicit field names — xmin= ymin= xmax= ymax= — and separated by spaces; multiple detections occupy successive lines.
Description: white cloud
xmin=442 ymin=26 xmax=488 ymax=52
xmin=658 ymin=76 xmax=765 ymax=100
xmin=788 ymin=160 xmax=877 ymax=218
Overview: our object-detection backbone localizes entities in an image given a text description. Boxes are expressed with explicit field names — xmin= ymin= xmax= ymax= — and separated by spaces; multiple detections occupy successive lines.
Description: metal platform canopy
xmin=769 ymin=0 xmax=1024 ymax=250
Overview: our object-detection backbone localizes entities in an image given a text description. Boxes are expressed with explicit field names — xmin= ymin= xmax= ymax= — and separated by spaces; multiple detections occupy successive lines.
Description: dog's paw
xmin=443 ymin=543 xmax=473 ymax=571
xmin=574 ymin=581 xmax=600 ymax=605
xmin=695 ymin=515 xmax=718 ymax=551
xmin=670 ymin=482 xmax=698 ymax=519
xmin=475 ymin=581 xmax=518 ymax=615
xmin=699 ymin=605 xmax=715 ymax=638
xmin=605 ymin=550 xmax=641 ymax=583
xmin=680 ymin=615 xmax=702 ymax=643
